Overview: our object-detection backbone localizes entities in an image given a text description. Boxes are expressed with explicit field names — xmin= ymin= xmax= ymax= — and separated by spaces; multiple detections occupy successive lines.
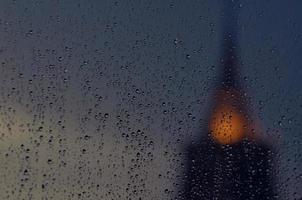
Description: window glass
xmin=0 ymin=1 xmax=301 ymax=199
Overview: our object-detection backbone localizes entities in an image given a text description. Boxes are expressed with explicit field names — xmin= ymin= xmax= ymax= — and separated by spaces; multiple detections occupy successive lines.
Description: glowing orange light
xmin=209 ymin=104 xmax=245 ymax=145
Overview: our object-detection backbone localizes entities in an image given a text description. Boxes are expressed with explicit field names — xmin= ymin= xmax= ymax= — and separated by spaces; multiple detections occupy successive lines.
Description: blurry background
xmin=0 ymin=0 xmax=301 ymax=199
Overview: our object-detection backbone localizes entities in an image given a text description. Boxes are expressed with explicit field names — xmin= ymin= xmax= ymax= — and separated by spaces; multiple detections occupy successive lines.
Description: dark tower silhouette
xmin=180 ymin=1 xmax=276 ymax=200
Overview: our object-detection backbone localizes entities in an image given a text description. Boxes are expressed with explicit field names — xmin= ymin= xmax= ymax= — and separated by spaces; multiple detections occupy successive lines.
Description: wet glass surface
xmin=0 ymin=1 xmax=301 ymax=199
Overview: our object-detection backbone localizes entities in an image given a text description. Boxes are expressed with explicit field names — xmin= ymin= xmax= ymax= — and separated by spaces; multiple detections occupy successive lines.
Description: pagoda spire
xmin=209 ymin=1 xmax=248 ymax=145
xmin=219 ymin=0 xmax=241 ymax=89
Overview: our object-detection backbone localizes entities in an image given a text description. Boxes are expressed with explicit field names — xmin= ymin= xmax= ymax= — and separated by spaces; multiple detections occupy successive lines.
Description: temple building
xmin=180 ymin=1 xmax=276 ymax=199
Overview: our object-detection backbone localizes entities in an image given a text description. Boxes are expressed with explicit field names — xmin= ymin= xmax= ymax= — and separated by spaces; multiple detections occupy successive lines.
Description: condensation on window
xmin=0 ymin=1 xmax=301 ymax=200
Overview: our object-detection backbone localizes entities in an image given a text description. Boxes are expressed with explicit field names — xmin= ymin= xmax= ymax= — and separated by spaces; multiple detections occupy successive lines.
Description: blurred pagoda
xmin=180 ymin=1 xmax=276 ymax=199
